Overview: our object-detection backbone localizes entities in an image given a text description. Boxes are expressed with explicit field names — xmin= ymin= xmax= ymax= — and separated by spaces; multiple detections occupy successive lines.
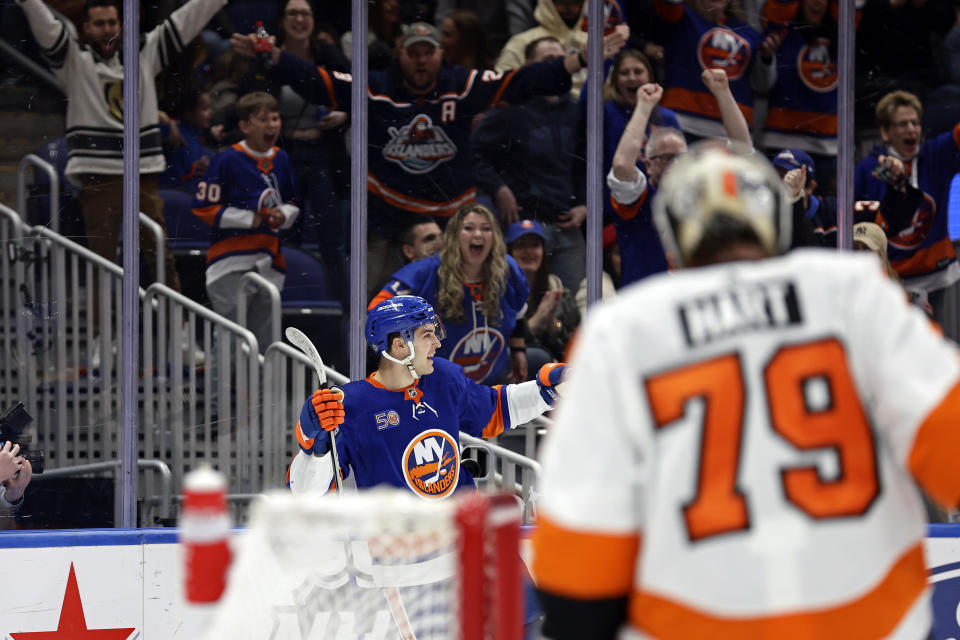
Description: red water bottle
xmin=254 ymin=21 xmax=273 ymax=68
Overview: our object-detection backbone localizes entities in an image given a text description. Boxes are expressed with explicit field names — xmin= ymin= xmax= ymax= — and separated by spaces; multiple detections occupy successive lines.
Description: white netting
xmin=199 ymin=489 xmax=462 ymax=640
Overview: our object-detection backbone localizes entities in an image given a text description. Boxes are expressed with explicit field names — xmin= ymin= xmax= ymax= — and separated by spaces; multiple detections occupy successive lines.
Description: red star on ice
xmin=11 ymin=563 xmax=136 ymax=640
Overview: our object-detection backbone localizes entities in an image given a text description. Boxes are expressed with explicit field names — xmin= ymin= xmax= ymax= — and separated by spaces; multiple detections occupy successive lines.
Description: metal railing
xmin=237 ymin=271 xmax=281 ymax=347
xmin=32 ymin=458 xmax=173 ymax=527
xmin=17 ymin=155 xmax=59 ymax=233
xmin=142 ymin=283 xmax=259 ymax=494
xmin=461 ymin=432 xmax=542 ymax=522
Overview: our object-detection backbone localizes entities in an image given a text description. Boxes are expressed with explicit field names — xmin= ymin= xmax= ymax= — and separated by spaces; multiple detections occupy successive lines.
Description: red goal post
xmin=193 ymin=489 xmax=525 ymax=640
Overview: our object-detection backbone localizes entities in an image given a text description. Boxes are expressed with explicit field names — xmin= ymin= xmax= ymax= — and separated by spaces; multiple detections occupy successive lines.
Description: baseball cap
xmin=772 ymin=148 xmax=817 ymax=181
xmin=853 ymin=221 xmax=888 ymax=254
xmin=402 ymin=23 xmax=441 ymax=50
xmin=505 ymin=219 xmax=546 ymax=245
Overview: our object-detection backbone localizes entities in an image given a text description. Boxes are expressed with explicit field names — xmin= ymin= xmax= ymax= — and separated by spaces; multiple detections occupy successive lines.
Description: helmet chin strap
xmin=381 ymin=339 xmax=421 ymax=380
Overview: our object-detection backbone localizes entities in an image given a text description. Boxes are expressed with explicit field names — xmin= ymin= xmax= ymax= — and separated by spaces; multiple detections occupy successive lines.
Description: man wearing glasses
xmin=854 ymin=90 xmax=960 ymax=337
xmin=606 ymin=69 xmax=750 ymax=286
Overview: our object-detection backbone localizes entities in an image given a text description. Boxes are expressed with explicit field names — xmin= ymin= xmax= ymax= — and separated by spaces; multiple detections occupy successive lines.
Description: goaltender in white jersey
xmin=533 ymin=144 xmax=960 ymax=639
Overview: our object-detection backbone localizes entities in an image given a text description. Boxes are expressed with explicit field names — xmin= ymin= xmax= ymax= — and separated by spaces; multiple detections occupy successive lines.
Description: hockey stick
xmin=285 ymin=326 xmax=343 ymax=496
xmin=285 ymin=327 xmax=418 ymax=639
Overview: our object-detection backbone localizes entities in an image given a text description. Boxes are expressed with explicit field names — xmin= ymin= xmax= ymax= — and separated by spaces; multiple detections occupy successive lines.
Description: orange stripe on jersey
xmin=629 ymin=543 xmax=927 ymax=639
xmin=887 ymin=236 xmax=957 ymax=279
xmin=662 ymin=87 xmax=754 ymax=126
xmin=654 ymin=0 xmax=684 ymax=22
xmin=295 ymin=420 xmax=315 ymax=451
xmin=489 ymin=69 xmax=519 ymax=107
xmin=610 ymin=188 xmax=648 ymax=221
xmin=368 ymin=174 xmax=475 ymax=217
xmin=368 ymin=289 xmax=395 ymax=311
xmin=231 ymin=142 xmax=276 ymax=174
xmin=315 ymin=67 xmax=339 ymax=110
xmin=192 ymin=204 xmax=221 ymax=226
xmin=908 ymin=376 xmax=960 ymax=508
xmin=481 ymin=385 xmax=506 ymax=438
xmin=532 ymin=514 xmax=641 ymax=599
xmin=762 ymin=0 xmax=798 ymax=25
xmin=765 ymin=107 xmax=838 ymax=136
xmin=207 ymin=234 xmax=280 ymax=264
xmin=953 ymin=122 xmax=960 ymax=150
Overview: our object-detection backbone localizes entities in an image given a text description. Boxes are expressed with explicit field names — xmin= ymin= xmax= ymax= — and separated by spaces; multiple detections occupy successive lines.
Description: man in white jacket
xmin=17 ymin=0 xmax=226 ymax=298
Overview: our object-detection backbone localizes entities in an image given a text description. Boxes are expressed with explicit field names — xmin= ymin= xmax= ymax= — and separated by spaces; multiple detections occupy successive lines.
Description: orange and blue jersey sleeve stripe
xmin=192 ymin=204 xmax=222 ymax=226
xmin=610 ymin=190 xmax=648 ymax=221
xmin=481 ymin=384 xmax=511 ymax=438
xmin=368 ymin=288 xmax=395 ymax=311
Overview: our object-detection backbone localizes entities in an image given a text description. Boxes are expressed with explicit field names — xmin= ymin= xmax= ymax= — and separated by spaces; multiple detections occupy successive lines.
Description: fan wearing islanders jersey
xmin=287 ymin=295 xmax=566 ymax=501
xmin=370 ymin=204 xmax=530 ymax=385
xmin=192 ymin=92 xmax=299 ymax=350
xmin=231 ymin=21 xmax=629 ymax=299
xmin=759 ymin=0 xmax=864 ymax=172
xmin=854 ymin=89 xmax=960 ymax=330
xmin=533 ymin=144 xmax=960 ymax=639
xmin=654 ymin=0 xmax=778 ymax=140
xmin=607 ymin=72 xmax=751 ymax=285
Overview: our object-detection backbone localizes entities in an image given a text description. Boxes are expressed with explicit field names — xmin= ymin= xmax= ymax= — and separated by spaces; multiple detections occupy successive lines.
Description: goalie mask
xmin=366 ymin=296 xmax=447 ymax=379
xmin=652 ymin=142 xmax=791 ymax=267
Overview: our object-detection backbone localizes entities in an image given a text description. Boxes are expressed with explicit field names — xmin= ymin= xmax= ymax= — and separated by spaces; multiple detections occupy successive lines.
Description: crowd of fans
xmin=2 ymin=0 xmax=960 ymax=378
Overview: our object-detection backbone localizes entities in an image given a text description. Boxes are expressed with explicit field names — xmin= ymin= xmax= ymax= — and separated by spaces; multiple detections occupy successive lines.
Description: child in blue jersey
xmin=287 ymin=296 xmax=566 ymax=500
xmin=370 ymin=204 xmax=531 ymax=385
xmin=192 ymin=91 xmax=299 ymax=350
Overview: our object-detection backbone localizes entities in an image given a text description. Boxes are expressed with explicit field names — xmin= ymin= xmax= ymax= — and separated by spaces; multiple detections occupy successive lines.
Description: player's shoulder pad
xmin=392 ymin=254 xmax=442 ymax=292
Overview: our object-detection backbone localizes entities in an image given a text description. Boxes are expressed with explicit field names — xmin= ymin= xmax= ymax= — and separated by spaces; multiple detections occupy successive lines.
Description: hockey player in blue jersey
xmin=287 ymin=296 xmax=566 ymax=500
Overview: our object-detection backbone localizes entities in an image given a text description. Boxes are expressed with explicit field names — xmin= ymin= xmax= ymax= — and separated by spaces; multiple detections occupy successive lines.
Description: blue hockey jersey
xmin=370 ymin=255 xmax=530 ymax=384
xmin=269 ymin=53 xmax=573 ymax=236
xmin=192 ymin=141 xmax=299 ymax=287
xmin=654 ymin=0 xmax=773 ymax=138
xmin=297 ymin=358 xmax=515 ymax=500
xmin=758 ymin=0 xmax=863 ymax=155
xmin=853 ymin=125 xmax=960 ymax=291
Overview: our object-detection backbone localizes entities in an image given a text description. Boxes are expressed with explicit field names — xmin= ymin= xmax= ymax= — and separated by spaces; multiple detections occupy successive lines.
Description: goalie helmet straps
xmin=366 ymin=296 xmax=447 ymax=379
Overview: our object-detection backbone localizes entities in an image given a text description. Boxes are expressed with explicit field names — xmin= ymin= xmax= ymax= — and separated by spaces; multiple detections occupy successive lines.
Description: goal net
xmin=198 ymin=489 xmax=524 ymax=640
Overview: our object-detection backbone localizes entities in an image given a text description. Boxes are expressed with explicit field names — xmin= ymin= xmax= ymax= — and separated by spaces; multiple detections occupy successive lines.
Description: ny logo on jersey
xmin=403 ymin=429 xmax=459 ymax=499
xmin=412 ymin=401 xmax=438 ymax=420
xmin=698 ymin=28 xmax=750 ymax=80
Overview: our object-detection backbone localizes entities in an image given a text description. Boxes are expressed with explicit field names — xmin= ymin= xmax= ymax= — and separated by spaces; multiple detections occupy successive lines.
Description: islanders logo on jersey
xmin=697 ymin=28 xmax=751 ymax=80
xmin=797 ymin=38 xmax=837 ymax=93
xmin=402 ymin=429 xmax=459 ymax=499
xmin=256 ymin=172 xmax=283 ymax=214
xmin=382 ymin=114 xmax=457 ymax=175
xmin=448 ymin=327 xmax=505 ymax=383
xmin=883 ymin=192 xmax=936 ymax=251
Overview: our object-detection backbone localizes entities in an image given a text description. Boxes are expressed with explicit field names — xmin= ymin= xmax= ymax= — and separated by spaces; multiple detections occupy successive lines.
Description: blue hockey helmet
xmin=365 ymin=295 xmax=446 ymax=357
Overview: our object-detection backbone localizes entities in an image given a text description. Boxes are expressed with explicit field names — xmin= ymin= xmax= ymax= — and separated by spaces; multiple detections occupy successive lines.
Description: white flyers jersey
xmin=533 ymin=249 xmax=960 ymax=639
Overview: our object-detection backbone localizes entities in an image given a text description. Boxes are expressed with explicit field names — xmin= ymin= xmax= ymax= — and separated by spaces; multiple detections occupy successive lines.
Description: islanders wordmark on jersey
xmin=402 ymin=428 xmax=460 ymax=499
xmin=382 ymin=114 xmax=458 ymax=175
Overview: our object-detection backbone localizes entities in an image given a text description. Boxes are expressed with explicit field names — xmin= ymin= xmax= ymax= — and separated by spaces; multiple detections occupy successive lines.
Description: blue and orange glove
xmin=295 ymin=388 xmax=344 ymax=455
xmin=536 ymin=363 xmax=567 ymax=406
